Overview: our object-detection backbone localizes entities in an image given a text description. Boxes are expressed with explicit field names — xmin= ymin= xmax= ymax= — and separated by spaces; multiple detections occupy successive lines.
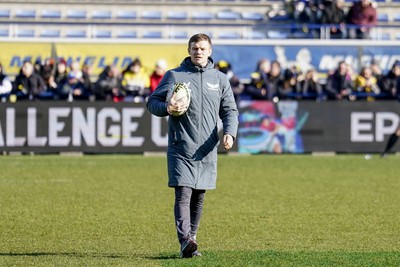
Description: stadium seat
xmin=267 ymin=30 xmax=288 ymax=39
xmin=0 ymin=28 xmax=9 ymax=37
xmin=15 ymin=9 xmax=36 ymax=18
xmin=65 ymin=29 xmax=87 ymax=38
xmin=92 ymin=10 xmax=112 ymax=20
xmin=218 ymin=31 xmax=241 ymax=39
xmin=116 ymin=10 xmax=137 ymax=20
xmin=169 ymin=30 xmax=188 ymax=39
xmin=141 ymin=11 xmax=162 ymax=20
xmin=241 ymin=12 xmax=264 ymax=21
xmin=245 ymin=31 xmax=266 ymax=39
xmin=142 ymin=30 xmax=163 ymax=38
xmin=39 ymin=29 xmax=61 ymax=38
xmin=0 ymin=9 xmax=10 ymax=18
xmin=377 ymin=13 xmax=389 ymax=22
xmin=393 ymin=13 xmax=400 ymax=22
xmin=16 ymin=28 xmax=35 ymax=37
xmin=396 ymin=33 xmax=400 ymax=40
xmin=216 ymin=10 xmax=241 ymax=20
xmin=93 ymin=30 xmax=112 ymax=38
xmin=166 ymin=11 xmax=188 ymax=20
xmin=66 ymin=10 xmax=87 ymax=19
xmin=191 ymin=11 xmax=213 ymax=20
xmin=269 ymin=13 xmax=290 ymax=21
xmin=116 ymin=30 xmax=137 ymax=38
xmin=41 ymin=9 xmax=61 ymax=19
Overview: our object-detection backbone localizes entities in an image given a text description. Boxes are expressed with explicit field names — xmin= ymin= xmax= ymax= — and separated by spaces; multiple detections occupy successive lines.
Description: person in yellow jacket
xmin=121 ymin=57 xmax=150 ymax=102
xmin=353 ymin=66 xmax=380 ymax=101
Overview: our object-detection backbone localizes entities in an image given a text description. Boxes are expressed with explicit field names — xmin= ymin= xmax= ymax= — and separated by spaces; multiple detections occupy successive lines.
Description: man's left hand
xmin=223 ymin=134 xmax=234 ymax=150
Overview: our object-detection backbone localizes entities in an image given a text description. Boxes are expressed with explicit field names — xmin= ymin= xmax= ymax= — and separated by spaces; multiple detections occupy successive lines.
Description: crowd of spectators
xmin=285 ymin=0 xmax=378 ymax=39
xmin=0 ymin=56 xmax=399 ymax=103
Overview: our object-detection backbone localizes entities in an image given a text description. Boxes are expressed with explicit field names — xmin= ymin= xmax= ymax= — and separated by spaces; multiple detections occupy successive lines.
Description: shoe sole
xmin=181 ymin=241 xmax=198 ymax=258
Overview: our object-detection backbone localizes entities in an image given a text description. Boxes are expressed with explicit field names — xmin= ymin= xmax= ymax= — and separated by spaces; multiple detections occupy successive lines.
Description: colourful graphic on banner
xmin=238 ymin=100 xmax=308 ymax=154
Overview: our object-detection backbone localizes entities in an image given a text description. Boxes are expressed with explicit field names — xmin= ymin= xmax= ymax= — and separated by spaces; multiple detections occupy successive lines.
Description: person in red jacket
xmin=149 ymin=59 xmax=167 ymax=93
xmin=346 ymin=0 xmax=377 ymax=39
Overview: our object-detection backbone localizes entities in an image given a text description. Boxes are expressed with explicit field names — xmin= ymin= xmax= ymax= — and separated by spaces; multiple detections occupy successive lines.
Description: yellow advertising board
xmin=0 ymin=42 xmax=52 ymax=77
xmin=0 ymin=42 xmax=187 ymax=79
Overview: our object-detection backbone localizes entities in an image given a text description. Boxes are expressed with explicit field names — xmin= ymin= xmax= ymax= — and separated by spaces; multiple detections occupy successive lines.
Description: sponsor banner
xmin=0 ymin=101 xmax=399 ymax=154
xmin=2 ymin=41 xmax=400 ymax=82
xmin=0 ymin=42 xmax=187 ymax=78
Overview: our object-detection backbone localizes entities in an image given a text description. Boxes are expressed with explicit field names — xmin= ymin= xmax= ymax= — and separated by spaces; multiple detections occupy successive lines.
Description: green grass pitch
xmin=0 ymin=154 xmax=399 ymax=266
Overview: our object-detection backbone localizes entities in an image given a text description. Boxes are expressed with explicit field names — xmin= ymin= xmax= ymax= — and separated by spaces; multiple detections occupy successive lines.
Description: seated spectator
xmin=149 ymin=59 xmax=167 ymax=93
xmin=53 ymin=59 xmax=69 ymax=100
xmin=12 ymin=60 xmax=46 ymax=100
xmin=325 ymin=60 xmax=354 ymax=100
xmin=297 ymin=68 xmax=324 ymax=100
xmin=62 ymin=60 xmax=91 ymax=101
xmin=353 ymin=66 xmax=380 ymax=101
xmin=215 ymin=60 xmax=244 ymax=102
xmin=0 ymin=63 xmax=12 ymax=100
xmin=95 ymin=65 xmax=124 ymax=102
xmin=320 ymin=0 xmax=347 ymax=39
xmin=244 ymin=60 xmax=281 ymax=101
xmin=39 ymin=58 xmax=57 ymax=99
xmin=121 ymin=57 xmax=150 ymax=102
xmin=81 ymin=63 xmax=94 ymax=100
xmin=378 ymin=60 xmax=400 ymax=100
xmin=370 ymin=60 xmax=383 ymax=81
xmin=278 ymin=68 xmax=298 ymax=100
xmin=346 ymin=0 xmax=377 ymax=39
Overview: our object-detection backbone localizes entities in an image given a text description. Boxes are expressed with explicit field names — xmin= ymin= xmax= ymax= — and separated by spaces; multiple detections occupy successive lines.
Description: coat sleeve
xmin=219 ymin=74 xmax=239 ymax=140
xmin=146 ymin=71 xmax=175 ymax=117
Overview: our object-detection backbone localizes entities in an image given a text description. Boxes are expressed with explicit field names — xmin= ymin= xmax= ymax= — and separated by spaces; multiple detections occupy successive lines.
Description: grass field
xmin=0 ymin=154 xmax=399 ymax=266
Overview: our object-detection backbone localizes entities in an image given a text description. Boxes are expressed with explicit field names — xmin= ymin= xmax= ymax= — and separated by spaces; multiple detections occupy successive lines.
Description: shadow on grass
xmin=0 ymin=252 xmax=125 ymax=259
xmin=146 ymin=253 xmax=180 ymax=260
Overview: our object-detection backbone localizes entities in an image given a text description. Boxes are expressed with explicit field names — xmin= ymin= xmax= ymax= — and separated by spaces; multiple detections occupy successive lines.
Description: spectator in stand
xmin=244 ymin=59 xmax=279 ymax=101
xmin=378 ymin=60 xmax=400 ymax=100
xmin=278 ymin=68 xmax=297 ymax=100
xmin=297 ymin=68 xmax=324 ymax=100
xmin=62 ymin=60 xmax=90 ymax=101
xmin=346 ymin=0 xmax=377 ymax=39
xmin=215 ymin=60 xmax=244 ymax=102
xmin=0 ymin=63 xmax=12 ymax=100
xmin=121 ymin=57 xmax=150 ymax=102
xmin=325 ymin=60 xmax=354 ymax=100
xmin=95 ymin=65 xmax=124 ymax=102
xmin=13 ymin=60 xmax=46 ymax=100
xmin=320 ymin=0 xmax=347 ymax=39
xmin=81 ymin=63 xmax=94 ymax=100
xmin=53 ymin=59 xmax=69 ymax=100
xmin=353 ymin=66 xmax=380 ymax=101
xmin=150 ymin=59 xmax=167 ymax=93
xmin=293 ymin=0 xmax=322 ymax=38
xmin=267 ymin=60 xmax=284 ymax=101
xmin=370 ymin=60 xmax=383 ymax=81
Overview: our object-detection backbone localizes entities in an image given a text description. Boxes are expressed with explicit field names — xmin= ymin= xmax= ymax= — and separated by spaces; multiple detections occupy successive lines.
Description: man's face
xmin=188 ymin=40 xmax=212 ymax=67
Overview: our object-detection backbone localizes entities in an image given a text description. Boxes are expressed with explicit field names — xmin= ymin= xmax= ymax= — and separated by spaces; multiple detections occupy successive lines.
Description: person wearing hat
xmin=149 ymin=59 xmax=167 ymax=93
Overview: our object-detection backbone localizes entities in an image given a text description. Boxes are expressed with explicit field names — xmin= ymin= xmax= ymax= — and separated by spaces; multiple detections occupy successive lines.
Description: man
xmin=146 ymin=33 xmax=239 ymax=258
xmin=346 ymin=0 xmax=377 ymax=39
xmin=381 ymin=127 xmax=400 ymax=158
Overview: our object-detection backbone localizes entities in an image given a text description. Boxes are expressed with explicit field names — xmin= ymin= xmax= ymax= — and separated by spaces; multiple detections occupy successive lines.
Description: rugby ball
xmin=166 ymin=82 xmax=191 ymax=116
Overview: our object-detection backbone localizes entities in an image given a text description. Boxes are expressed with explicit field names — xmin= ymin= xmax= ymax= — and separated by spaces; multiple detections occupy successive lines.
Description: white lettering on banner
xmin=72 ymin=108 xmax=96 ymax=146
xmin=28 ymin=108 xmax=47 ymax=146
xmin=49 ymin=108 xmax=71 ymax=146
xmin=351 ymin=112 xmax=400 ymax=142
xmin=351 ymin=112 xmax=373 ymax=142
xmin=121 ymin=108 xmax=145 ymax=146
xmin=375 ymin=112 xmax=399 ymax=142
xmin=151 ymin=115 xmax=168 ymax=146
xmin=6 ymin=108 xmax=26 ymax=146
xmin=97 ymin=108 xmax=120 ymax=147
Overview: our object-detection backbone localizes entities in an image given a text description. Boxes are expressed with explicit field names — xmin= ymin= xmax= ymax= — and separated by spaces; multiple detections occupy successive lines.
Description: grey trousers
xmin=174 ymin=186 xmax=206 ymax=244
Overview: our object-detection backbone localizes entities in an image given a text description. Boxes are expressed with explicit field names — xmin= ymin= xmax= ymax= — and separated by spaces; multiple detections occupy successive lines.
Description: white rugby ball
xmin=167 ymin=83 xmax=191 ymax=116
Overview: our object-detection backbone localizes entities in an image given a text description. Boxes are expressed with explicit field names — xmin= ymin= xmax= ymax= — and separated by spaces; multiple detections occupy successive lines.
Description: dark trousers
xmin=174 ymin=186 xmax=206 ymax=244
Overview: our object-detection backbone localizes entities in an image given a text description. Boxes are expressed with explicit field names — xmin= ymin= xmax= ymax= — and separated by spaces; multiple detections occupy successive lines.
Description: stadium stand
xmin=39 ymin=29 xmax=61 ymax=38
xmin=0 ymin=9 xmax=10 ymax=18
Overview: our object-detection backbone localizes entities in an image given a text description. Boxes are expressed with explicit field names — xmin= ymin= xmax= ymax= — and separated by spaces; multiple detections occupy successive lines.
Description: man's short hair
xmin=188 ymin=33 xmax=212 ymax=49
